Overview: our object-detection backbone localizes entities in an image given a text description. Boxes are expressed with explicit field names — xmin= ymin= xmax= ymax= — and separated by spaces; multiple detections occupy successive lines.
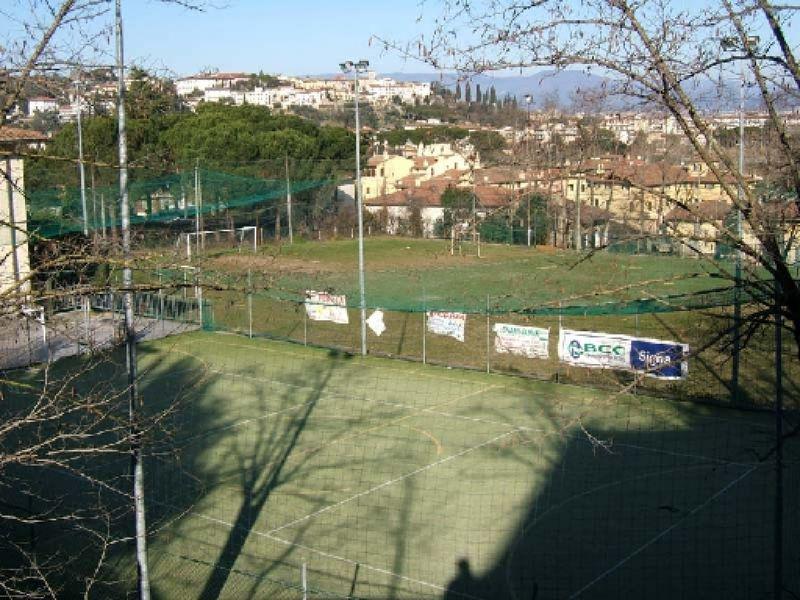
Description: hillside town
xmin=4 ymin=66 xmax=800 ymax=296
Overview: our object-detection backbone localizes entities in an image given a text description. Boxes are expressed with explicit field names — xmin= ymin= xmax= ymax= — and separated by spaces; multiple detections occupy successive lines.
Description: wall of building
xmin=1 ymin=157 xmax=30 ymax=297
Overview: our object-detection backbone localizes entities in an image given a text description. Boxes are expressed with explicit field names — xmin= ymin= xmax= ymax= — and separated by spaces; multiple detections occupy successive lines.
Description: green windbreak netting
xmin=152 ymin=265 xmax=745 ymax=317
xmin=26 ymin=168 xmax=335 ymax=238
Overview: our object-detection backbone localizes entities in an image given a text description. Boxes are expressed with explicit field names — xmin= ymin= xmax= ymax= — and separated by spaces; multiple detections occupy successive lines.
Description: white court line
xmin=268 ymin=429 xmax=517 ymax=535
xmin=611 ymin=442 xmax=756 ymax=467
xmin=177 ymin=400 xmax=317 ymax=446
xmin=567 ymin=464 xmax=760 ymax=599
xmin=202 ymin=333 xmax=480 ymax=385
xmin=177 ymin=429 xmax=520 ymax=599
xmin=196 ymin=331 xmax=778 ymax=434
xmin=380 ymin=399 xmax=753 ymax=469
xmin=265 ymin=533 xmax=486 ymax=600
xmin=182 ymin=510 xmax=483 ymax=599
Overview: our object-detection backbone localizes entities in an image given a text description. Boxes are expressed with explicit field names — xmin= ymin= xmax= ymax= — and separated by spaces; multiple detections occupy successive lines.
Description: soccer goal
xmin=450 ymin=225 xmax=481 ymax=258
xmin=182 ymin=226 xmax=258 ymax=259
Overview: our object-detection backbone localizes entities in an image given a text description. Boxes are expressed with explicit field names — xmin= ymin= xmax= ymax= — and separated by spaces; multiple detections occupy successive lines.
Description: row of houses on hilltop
xmin=175 ymin=71 xmax=431 ymax=110
xmin=356 ymin=143 xmax=799 ymax=261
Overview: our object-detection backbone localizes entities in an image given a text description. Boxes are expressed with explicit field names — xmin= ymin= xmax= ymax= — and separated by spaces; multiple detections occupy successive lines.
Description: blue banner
xmin=629 ymin=339 xmax=688 ymax=380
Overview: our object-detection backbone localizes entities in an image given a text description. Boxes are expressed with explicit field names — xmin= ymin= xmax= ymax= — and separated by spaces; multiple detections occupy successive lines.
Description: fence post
xmin=84 ymin=295 xmax=90 ymax=349
xmin=556 ymin=301 xmax=562 ymax=384
xmin=196 ymin=271 xmax=203 ymax=327
xmin=158 ymin=272 xmax=165 ymax=332
xmin=301 ymin=561 xmax=308 ymax=600
xmin=247 ymin=269 xmax=253 ymax=338
xmin=422 ymin=287 xmax=427 ymax=365
xmin=25 ymin=313 xmax=32 ymax=365
xmin=303 ymin=301 xmax=308 ymax=347
xmin=39 ymin=307 xmax=49 ymax=364
xmin=486 ymin=295 xmax=491 ymax=374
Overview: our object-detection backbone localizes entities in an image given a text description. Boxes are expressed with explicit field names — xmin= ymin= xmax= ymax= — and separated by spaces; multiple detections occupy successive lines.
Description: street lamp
xmin=524 ymin=93 xmax=533 ymax=246
xmin=721 ymin=35 xmax=758 ymax=404
xmin=340 ymin=59 xmax=369 ymax=356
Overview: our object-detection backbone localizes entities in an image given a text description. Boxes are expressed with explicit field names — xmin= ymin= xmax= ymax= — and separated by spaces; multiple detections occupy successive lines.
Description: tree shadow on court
xmin=132 ymin=337 xmax=403 ymax=599
xmin=440 ymin=400 xmax=799 ymax=600
xmin=192 ymin=350 xmax=340 ymax=600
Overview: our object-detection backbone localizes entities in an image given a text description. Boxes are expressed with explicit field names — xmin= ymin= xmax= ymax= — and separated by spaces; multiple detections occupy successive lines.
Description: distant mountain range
xmin=376 ymin=70 xmax=789 ymax=112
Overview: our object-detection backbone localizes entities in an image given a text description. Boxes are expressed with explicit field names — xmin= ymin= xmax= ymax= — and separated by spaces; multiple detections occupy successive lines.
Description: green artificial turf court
xmin=132 ymin=330 xmax=798 ymax=600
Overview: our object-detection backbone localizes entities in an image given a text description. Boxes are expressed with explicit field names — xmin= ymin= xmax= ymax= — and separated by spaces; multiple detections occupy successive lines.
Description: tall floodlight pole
xmin=722 ymin=35 xmax=758 ymax=404
xmin=340 ymin=59 xmax=369 ymax=356
xmin=75 ymin=80 xmax=88 ymax=236
xmin=116 ymin=1 xmax=150 ymax=598
xmin=524 ymin=93 xmax=532 ymax=247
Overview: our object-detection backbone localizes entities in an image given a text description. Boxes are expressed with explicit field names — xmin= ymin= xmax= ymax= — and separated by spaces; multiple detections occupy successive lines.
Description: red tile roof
xmin=0 ymin=126 xmax=48 ymax=143
xmin=664 ymin=201 xmax=732 ymax=222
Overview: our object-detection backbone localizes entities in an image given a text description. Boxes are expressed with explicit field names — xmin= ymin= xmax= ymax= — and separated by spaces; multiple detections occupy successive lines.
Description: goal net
xmin=182 ymin=226 xmax=258 ymax=258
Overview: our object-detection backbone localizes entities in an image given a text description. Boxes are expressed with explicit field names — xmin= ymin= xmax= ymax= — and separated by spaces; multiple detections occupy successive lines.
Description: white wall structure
xmin=176 ymin=72 xmax=250 ymax=96
xmin=27 ymin=97 xmax=59 ymax=116
xmin=1 ymin=128 xmax=47 ymax=299
xmin=1 ymin=156 xmax=30 ymax=297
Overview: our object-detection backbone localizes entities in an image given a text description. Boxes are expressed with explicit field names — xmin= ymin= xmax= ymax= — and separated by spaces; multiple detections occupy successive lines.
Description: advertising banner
xmin=304 ymin=291 xmax=349 ymax=324
xmin=427 ymin=311 xmax=467 ymax=342
xmin=558 ymin=328 xmax=689 ymax=379
xmin=629 ymin=337 xmax=689 ymax=380
xmin=558 ymin=329 xmax=631 ymax=370
xmin=493 ymin=323 xmax=550 ymax=359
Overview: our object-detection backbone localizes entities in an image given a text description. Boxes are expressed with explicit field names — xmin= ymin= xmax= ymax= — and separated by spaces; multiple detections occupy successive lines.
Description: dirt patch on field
xmin=209 ymin=253 xmax=338 ymax=275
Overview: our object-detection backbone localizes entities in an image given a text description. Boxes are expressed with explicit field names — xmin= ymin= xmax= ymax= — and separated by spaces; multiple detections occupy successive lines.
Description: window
xmin=568 ymin=184 xmax=574 ymax=191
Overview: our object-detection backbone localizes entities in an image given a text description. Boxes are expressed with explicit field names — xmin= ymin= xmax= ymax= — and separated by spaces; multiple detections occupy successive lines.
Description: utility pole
xmin=285 ymin=155 xmax=293 ymax=244
xmin=75 ymin=79 xmax=88 ymax=236
xmin=340 ymin=59 xmax=369 ymax=356
xmin=116 ymin=1 xmax=150 ymax=598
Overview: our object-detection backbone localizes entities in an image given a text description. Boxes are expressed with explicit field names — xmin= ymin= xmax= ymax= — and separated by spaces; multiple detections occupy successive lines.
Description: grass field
xmin=204 ymin=238 xmax=733 ymax=312
xmin=117 ymin=330 xmax=799 ymax=599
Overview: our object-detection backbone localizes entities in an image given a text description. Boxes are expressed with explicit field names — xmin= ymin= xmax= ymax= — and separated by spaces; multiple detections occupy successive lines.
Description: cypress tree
xmin=465 ymin=82 xmax=472 ymax=104
xmin=476 ymin=84 xmax=482 ymax=104
xmin=455 ymin=82 xmax=462 ymax=101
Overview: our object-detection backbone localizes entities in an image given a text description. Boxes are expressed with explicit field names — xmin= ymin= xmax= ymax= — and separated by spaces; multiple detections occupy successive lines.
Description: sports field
xmin=205 ymin=238 xmax=733 ymax=311
xmin=128 ymin=330 xmax=798 ymax=599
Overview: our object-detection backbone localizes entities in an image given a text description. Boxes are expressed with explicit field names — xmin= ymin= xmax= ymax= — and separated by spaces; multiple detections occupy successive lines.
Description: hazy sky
xmin=123 ymin=0 xmax=436 ymax=77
